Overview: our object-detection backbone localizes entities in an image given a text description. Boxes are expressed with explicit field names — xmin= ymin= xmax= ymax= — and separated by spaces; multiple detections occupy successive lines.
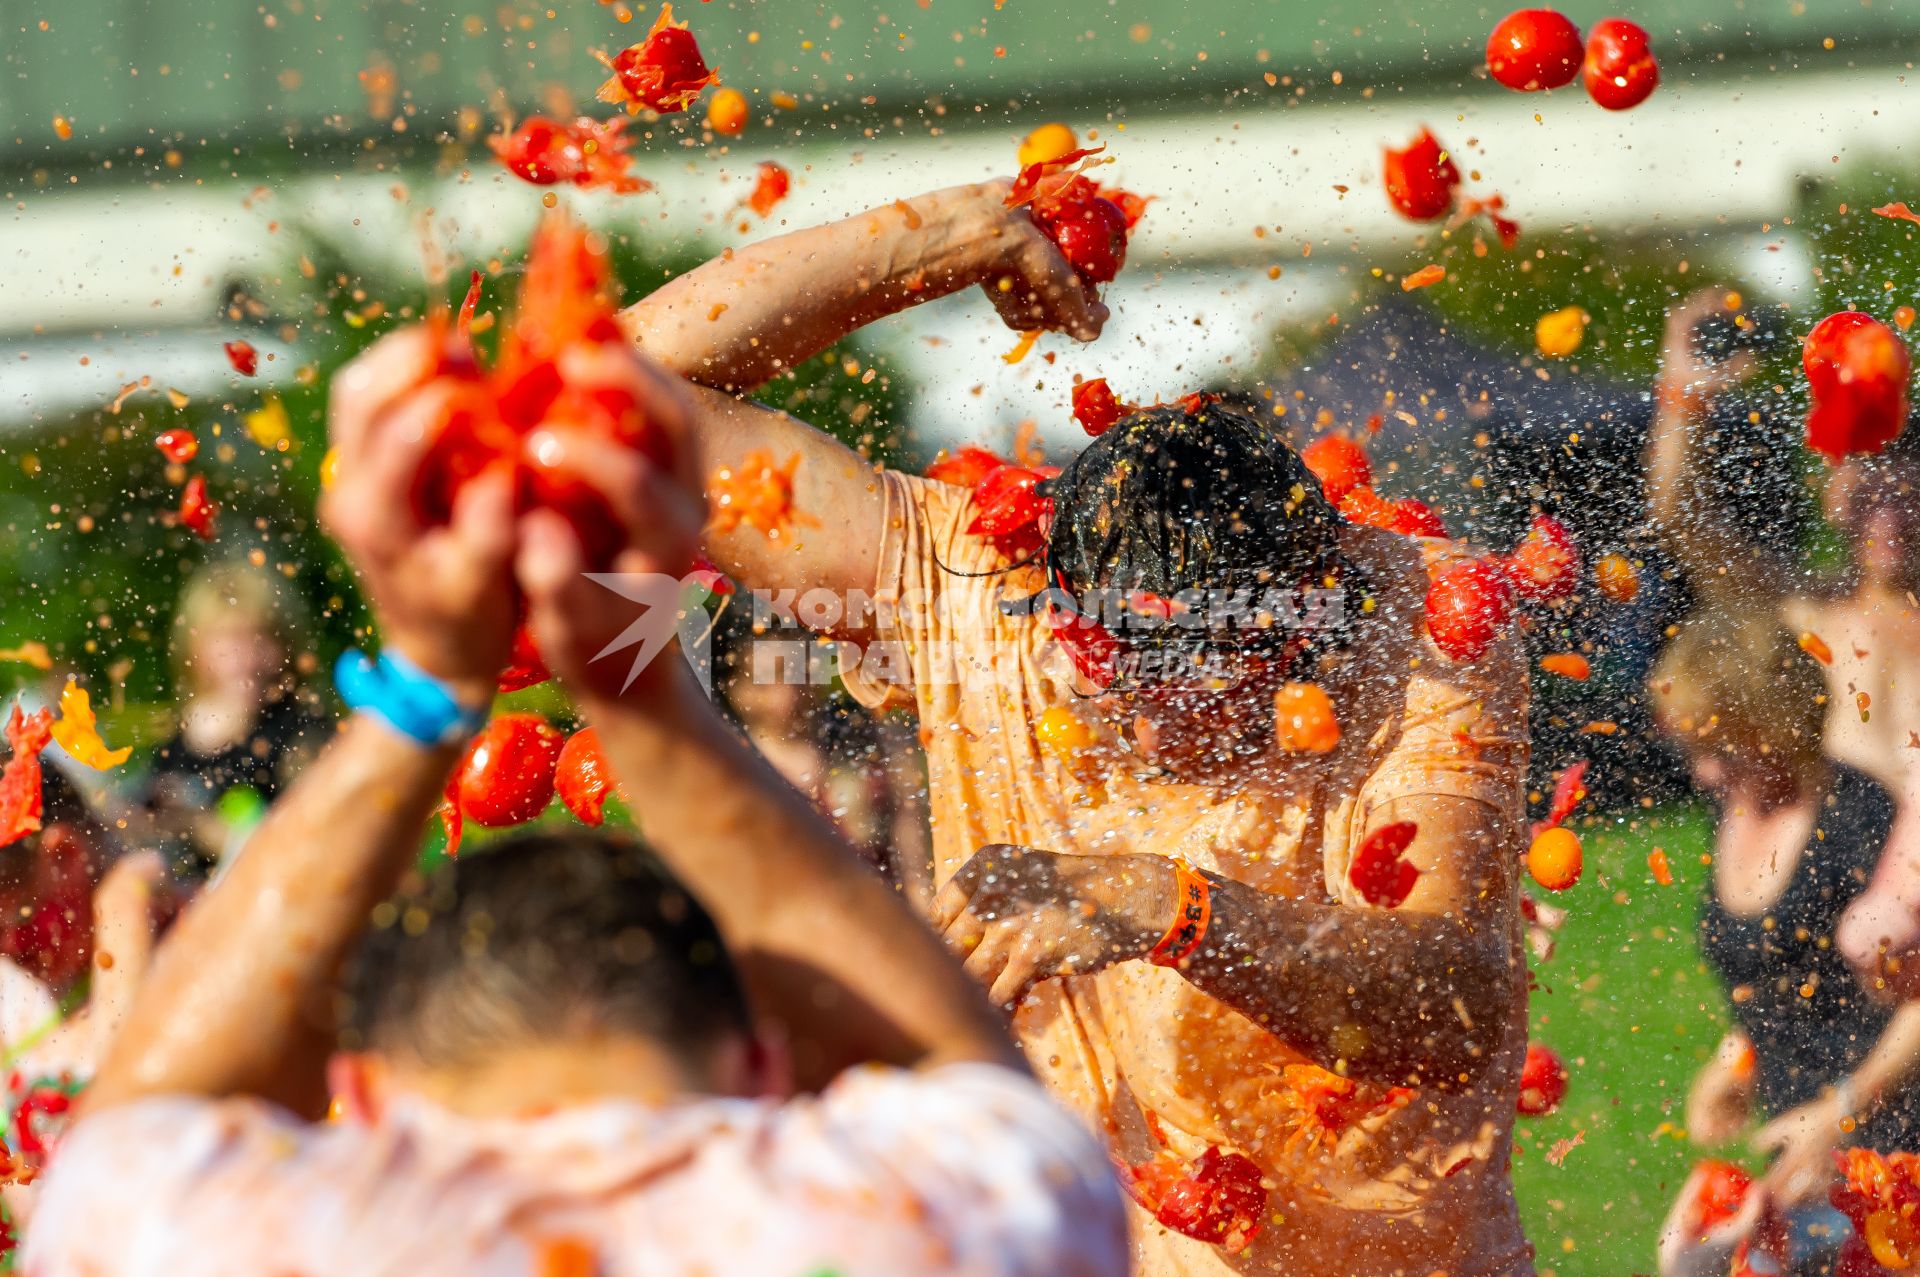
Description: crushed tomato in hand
xmin=1348 ymin=820 xmax=1421 ymax=907
xmin=0 ymin=706 xmax=54 ymax=849
xmin=1007 ymin=147 xmax=1132 ymax=286
xmin=489 ymin=116 xmax=650 ymax=194
xmin=595 ymin=3 xmax=718 ymax=115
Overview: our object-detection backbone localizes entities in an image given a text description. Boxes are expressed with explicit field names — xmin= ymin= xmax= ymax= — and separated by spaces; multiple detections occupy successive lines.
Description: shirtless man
xmin=622 ymin=179 xmax=1535 ymax=1277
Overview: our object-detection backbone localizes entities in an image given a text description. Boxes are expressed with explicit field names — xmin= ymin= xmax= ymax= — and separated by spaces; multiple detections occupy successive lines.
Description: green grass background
xmin=1514 ymin=805 xmax=1738 ymax=1277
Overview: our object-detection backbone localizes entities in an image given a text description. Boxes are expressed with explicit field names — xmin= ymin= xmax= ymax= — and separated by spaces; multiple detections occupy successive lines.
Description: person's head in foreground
xmin=1040 ymin=398 xmax=1371 ymax=773
xmin=335 ymin=827 xmax=780 ymax=1117
xmin=1648 ymin=607 xmax=1824 ymax=804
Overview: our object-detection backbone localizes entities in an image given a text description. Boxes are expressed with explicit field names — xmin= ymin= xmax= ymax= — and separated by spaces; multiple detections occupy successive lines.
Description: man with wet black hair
xmin=609 ymin=185 xmax=1535 ymax=1277
xmin=24 ymin=332 xmax=1126 ymax=1277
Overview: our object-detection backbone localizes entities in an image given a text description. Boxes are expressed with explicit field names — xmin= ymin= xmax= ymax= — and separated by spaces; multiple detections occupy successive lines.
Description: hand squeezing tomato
xmin=1005 ymin=148 xmax=1138 ymax=286
xmin=411 ymin=211 xmax=681 ymax=573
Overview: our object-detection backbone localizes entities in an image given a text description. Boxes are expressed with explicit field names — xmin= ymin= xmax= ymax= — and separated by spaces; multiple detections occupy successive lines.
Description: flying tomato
xmin=1381 ymin=128 xmax=1460 ymax=222
xmin=1582 ymin=18 xmax=1658 ymax=111
xmin=1390 ymin=499 xmax=1449 ymax=538
xmin=555 ymin=727 xmax=615 ymax=825
xmin=1803 ymin=311 xmax=1912 ymax=461
xmin=1424 ymin=559 xmax=1516 ymax=661
xmin=745 ymin=161 xmax=791 ymax=217
xmin=488 ymin=116 xmax=650 ymax=194
xmin=1501 ymin=514 xmax=1581 ymax=603
xmin=1527 ymin=826 xmax=1584 ymax=891
xmin=595 ymin=3 xmax=718 ymax=115
xmin=1594 ymin=552 xmax=1639 ymax=601
xmin=1071 ymin=377 xmax=1127 ymax=436
xmin=706 ymin=86 xmax=750 ymax=136
xmin=1017 ymin=122 xmax=1079 ymax=170
xmin=224 ymin=339 xmax=258 ymax=376
xmin=1539 ymin=652 xmax=1591 ymax=680
xmin=153 ymin=428 xmax=198 ymax=463
xmin=1348 ymin=821 xmax=1421 ymax=908
xmin=1486 ymin=9 xmax=1584 ymax=92
xmin=1338 ymin=486 xmax=1397 ymax=529
xmin=1301 ymin=433 xmax=1373 ymax=505
xmin=178 ymin=474 xmax=217 ymax=539
xmin=1540 ymin=759 xmax=1589 ymax=830
xmin=441 ymin=714 xmax=564 ymax=854
xmin=1517 ymin=1043 xmax=1568 ymax=1115
xmin=1273 ymin=682 xmax=1341 ymax=754
xmin=48 ymin=679 xmax=130 ymax=770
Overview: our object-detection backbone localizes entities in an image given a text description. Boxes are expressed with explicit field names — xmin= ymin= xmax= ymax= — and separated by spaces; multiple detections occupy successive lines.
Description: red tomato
xmin=153 ymin=428 xmax=198 ymax=463
xmin=1125 ymin=1147 xmax=1267 ymax=1253
xmin=556 ymin=727 xmax=614 ymax=826
xmin=924 ymin=445 xmax=1009 ymax=488
xmin=178 ymin=474 xmax=217 ymax=540
xmin=451 ymin=714 xmax=563 ymax=829
xmin=223 ymin=339 xmax=258 ymax=376
xmin=1095 ymin=184 xmax=1153 ymax=229
xmin=1072 ymin=377 xmax=1125 ymax=436
xmin=1582 ymin=18 xmax=1658 ymax=111
xmin=745 ymin=161 xmax=791 ymax=218
xmin=1517 ymin=1042 xmax=1568 ymax=1115
xmin=1381 ymin=128 xmax=1460 ymax=222
xmin=1486 ymin=9 xmax=1584 ymax=92
xmin=1424 ymin=559 xmax=1516 ymax=661
xmin=0 ymin=706 xmax=54 ymax=850
xmin=1501 ymin=513 xmax=1581 ymax=602
xmin=496 ymin=622 xmax=550 ymax=694
xmin=1390 ymin=499 xmax=1449 ymax=538
xmin=1337 ymin=486 xmax=1397 ymax=529
xmin=595 ymin=4 xmax=717 ymax=114
xmin=1301 ymin=434 xmax=1373 ymax=505
xmin=1043 ymin=196 xmax=1129 ymax=285
xmin=1804 ymin=311 xmax=1913 ymax=461
xmin=1348 ymin=821 xmax=1421 ymax=908
xmin=1692 ymin=1160 xmax=1753 ymax=1230
xmin=967 ymin=463 xmax=1058 ymax=560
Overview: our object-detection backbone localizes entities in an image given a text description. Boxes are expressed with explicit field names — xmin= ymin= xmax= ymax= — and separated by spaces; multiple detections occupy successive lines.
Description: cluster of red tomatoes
xmin=440 ymin=716 xmax=616 ymax=855
xmin=1486 ymin=9 xmax=1659 ymax=111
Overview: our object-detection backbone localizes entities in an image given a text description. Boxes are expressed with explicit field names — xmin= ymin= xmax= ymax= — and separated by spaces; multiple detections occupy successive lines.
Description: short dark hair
xmin=341 ymin=829 xmax=753 ymax=1080
xmin=1043 ymin=400 xmax=1370 ymax=667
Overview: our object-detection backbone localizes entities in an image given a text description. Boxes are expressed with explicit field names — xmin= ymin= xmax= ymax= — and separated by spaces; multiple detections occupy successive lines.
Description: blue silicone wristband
xmin=335 ymin=648 xmax=490 ymax=747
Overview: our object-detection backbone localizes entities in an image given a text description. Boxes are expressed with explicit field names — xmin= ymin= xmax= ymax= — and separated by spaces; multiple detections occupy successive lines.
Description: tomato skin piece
xmin=924 ymin=445 xmax=1008 ymax=488
xmin=0 ymin=706 xmax=55 ymax=849
xmin=555 ymin=727 xmax=614 ymax=826
xmin=1486 ymin=9 xmax=1585 ymax=92
xmin=1381 ymin=128 xmax=1460 ymax=222
xmin=745 ymin=162 xmax=791 ymax=218
xmin=223 ymin=339 xmax=258 ymax=376
xmin=1348 ymin=821 xmax=1421 ymax=908
xmin=1582 ymin=18 xmax=1658 ymax=111
xmin=178 ymin=474 xmax=217 ymax=540
xmin=1517 ymin=1042 xmax=1568 ymax=1115
xmin=496 ymin=623 xmax=551 ymax=694
xmin=1072 ymin=377 xmax=1125 ymax=437
xmin=1301 ymin=434 xmax=1373 ymax=505
xmin=1389 ymin=498 xmax=1448 ymax=538
xmin=452 ymin=714 xmax=564 ymax=829
xmin=1424 ymin=559 xmax=1516 ymax=661
xmin=154 ymin=429 xmax=199 ymax=463
xmin=1804 ymin=311 xmax=1912 ymax=461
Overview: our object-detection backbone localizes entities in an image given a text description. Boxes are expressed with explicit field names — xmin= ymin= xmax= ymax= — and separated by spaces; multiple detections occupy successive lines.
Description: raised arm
xmin=938 ymin=789 xmax=1521 ymax=1090
xmin=84 ymin=330 xmax=519 ymax=1117
xmin=1645 ymin=290 xmax=1794 ymax=596
xmin=622 ymin=182 xmax=1107 ymax=605
xmin=623 ymin=180 xmax=1105 ymax=393
xmin=511 ymin=423 xmax=1022 ymax=1085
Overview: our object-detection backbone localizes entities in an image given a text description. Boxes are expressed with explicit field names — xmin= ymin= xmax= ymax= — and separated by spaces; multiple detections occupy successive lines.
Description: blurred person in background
xmin=138 ymin=560 xmax=329 ymax=877
xmin=1646 ymin=290 xmax=1920 ymax=1005
xmin=23 ymin=330 xmax=1127 ymax=1277
xmin=1649 ymin=609 xmax=1920 ymax=1277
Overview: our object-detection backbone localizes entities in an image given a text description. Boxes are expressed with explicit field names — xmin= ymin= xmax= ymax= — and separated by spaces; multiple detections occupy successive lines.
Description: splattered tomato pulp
xmin=596 ymin=3 xmax=717 ymax=114
xmin=1381 ymin=127 xmax=1460 ymax=222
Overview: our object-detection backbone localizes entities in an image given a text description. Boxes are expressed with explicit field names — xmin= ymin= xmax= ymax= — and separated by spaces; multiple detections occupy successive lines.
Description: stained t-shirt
xmin=838 ymin=471 xmax=1535 ymax=1277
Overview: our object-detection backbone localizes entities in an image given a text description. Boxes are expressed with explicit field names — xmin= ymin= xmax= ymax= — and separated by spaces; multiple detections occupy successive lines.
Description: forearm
xmin=1182 ymin=876 xmax=1519 ymax=1089
xmin=86 ymin=717 xmax=457 ymax=1116
xmin=1845 ymin=1001 xmax=1920 ymax=1112
xmin=587 ymin=674 xmax=1020 ymax=1083
xmin=623 ymin=185 xmax=1006 ymax=392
